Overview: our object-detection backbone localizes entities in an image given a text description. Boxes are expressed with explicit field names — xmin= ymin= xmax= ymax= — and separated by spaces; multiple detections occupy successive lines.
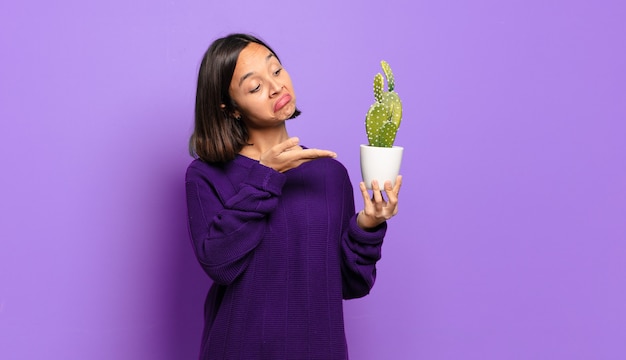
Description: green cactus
xmin=365 ymin=60 xmax=403 ymax=147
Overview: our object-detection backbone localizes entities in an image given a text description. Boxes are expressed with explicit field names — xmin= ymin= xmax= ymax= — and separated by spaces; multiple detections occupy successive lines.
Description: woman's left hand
xmin=357 ymin=175 xmax=402 ymax=230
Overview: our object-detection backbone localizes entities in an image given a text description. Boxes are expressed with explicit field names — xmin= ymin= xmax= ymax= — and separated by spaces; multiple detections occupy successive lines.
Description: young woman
xmin=185 ymin=33 xmax=402 ymax=360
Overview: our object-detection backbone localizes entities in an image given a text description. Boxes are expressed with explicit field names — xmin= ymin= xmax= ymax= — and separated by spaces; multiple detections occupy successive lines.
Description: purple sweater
xmin=185 ymin=154 xmax=387 ymax=360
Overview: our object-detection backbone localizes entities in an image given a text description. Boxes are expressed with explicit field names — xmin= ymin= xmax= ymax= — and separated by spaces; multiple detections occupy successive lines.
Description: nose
xmin=268 ymin=78 xmax=283 ymax=97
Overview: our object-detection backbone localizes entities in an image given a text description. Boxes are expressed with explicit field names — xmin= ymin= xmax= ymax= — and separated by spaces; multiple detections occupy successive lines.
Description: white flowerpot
xmin=360 ymin=145 xmax=403 ymax=189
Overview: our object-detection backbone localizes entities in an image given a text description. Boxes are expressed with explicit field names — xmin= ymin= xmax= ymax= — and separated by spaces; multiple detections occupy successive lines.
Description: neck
xmin=240 ymin=125 xmax=290 ymax=160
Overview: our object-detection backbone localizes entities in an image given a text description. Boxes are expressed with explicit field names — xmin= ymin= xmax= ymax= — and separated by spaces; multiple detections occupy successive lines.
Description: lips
xmin=274 ymin=94 xmax=292 ymax=112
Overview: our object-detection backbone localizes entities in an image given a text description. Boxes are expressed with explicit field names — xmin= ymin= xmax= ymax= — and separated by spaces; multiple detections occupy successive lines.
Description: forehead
xmin=234 ymin=43 xmax=275 ymax=71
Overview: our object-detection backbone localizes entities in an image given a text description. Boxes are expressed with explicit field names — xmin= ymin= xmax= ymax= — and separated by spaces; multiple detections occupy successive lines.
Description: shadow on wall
xmin=144 ymin=119 xmax=210 ymax=359
xmin=161 ymin=161 xmax=211 ymax=358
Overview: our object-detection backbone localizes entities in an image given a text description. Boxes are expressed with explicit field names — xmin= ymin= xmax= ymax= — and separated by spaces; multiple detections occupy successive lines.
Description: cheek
xmin=239 ymin=98 xmax=269 ymax=119
xmin=286 ymin=77 xmax=295 ymax=93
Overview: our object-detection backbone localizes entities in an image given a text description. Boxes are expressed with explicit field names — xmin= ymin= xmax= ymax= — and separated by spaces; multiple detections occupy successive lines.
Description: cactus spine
xmin=365 ymin=60 xmax=403 ymax=147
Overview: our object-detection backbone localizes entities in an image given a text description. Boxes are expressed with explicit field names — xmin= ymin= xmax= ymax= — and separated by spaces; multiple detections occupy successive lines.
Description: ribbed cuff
xmin=348 ymin=215 xmax=387 ymax=245
xmin=246 ymin=162 xmax=287 ymax=196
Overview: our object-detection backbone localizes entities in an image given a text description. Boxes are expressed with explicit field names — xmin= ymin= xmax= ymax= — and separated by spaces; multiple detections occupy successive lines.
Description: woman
xmin=185 ymin=33 xmax=402 ymax=359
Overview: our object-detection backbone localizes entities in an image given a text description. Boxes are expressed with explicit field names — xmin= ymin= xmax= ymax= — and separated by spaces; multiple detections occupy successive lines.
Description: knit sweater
xmin=185 ymin=154 xmax=387 ymax=360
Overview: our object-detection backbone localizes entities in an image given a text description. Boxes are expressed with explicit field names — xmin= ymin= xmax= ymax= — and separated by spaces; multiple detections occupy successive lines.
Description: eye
xmin=274 ymin=68 xmax=282 ymax=76
xmin=250 ymin=84 xmax=261 ymax=93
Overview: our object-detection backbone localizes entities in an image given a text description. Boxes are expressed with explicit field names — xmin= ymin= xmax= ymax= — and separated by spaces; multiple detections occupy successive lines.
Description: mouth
xmin=274 ymin=94 xmax=292 ymax=112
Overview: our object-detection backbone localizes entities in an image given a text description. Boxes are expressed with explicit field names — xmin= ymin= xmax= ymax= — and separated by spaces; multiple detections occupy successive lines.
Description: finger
xmin=384 ymin=179 xmax=399 ymax=208
xmin=273 ymin=137 xmax=300 ymax=154
xmin=359 ymin=181 xmax=371 ymax=205
xmin=393 ymin=175 xmax=403 ymax=194
xmin=371 ymin=180 xmax=384 ymax=208
xmin=297 ymin=148 xmax=337 ymax=159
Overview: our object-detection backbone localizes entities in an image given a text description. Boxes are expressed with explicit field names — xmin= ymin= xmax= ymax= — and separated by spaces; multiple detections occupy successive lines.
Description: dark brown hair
xmin=190 ymin=33 xmax=301 ymax=163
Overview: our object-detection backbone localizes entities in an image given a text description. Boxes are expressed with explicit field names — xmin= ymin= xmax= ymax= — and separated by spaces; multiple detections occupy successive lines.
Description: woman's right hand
xmin=259 ymin=137 xmax=337 ymax=173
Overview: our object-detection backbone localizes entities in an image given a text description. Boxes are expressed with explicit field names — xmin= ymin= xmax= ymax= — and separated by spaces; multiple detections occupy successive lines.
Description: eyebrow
xmin=238 ymin=52 xmax=276 ymax=87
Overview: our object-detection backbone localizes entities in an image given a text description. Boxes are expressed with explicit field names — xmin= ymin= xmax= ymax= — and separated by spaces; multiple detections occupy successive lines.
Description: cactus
xmin=365 ymin=60 xmax=403 ymax=147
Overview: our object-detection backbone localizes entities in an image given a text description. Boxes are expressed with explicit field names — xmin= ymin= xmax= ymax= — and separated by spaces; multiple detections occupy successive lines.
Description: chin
xmin=285 ymin=104 xmax=297 ymax=119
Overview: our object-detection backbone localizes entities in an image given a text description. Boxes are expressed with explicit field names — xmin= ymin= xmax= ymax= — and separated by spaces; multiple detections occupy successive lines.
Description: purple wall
xmin=1 ymin=0 xmax=625 ymax=359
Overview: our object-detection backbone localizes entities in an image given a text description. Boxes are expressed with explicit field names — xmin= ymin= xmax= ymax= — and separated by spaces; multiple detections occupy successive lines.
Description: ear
xmin=221 ymin=103 xmax=241 ymax=119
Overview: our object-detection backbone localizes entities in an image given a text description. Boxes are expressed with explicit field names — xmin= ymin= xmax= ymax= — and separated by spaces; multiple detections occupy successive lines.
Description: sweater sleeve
xmin=185 ymin=161 xmax=286 ymax=285
xmin=339 ymin=175 xmax=387 ymax=299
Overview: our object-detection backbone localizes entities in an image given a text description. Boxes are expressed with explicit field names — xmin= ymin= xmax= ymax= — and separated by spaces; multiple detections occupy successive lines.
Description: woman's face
xmin=228 ymin=42 xmax=296 ymax=127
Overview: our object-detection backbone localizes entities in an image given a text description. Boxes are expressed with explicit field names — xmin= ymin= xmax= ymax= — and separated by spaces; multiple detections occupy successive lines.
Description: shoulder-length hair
xmin=189 ymin=33 xmax=301 ymax=163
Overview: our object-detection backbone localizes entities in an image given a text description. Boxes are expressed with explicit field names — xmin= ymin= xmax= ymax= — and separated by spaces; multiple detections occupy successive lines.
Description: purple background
xmin=1 ymin=0 xmax=625 ymax=359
